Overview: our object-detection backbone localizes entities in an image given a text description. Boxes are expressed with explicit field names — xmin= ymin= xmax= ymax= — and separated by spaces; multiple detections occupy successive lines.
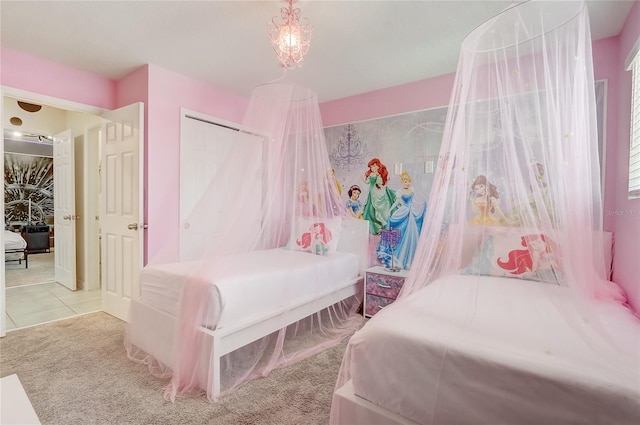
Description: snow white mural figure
xmin=377 ymin=171 xmax=426 ymax=270
xmin=361 ymin=158 xmax=395 ymax=234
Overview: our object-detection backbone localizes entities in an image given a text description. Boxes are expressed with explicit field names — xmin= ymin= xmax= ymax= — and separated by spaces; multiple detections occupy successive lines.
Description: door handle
xmin=127 ymin=223 xmax=138 ymax=230
xmin=63 ymin=215 xmax=71 ymax=220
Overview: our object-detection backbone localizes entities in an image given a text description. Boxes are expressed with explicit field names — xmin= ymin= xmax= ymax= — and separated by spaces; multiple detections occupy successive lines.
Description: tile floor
xmin=4 ymin=282 xmax=102 ymax=331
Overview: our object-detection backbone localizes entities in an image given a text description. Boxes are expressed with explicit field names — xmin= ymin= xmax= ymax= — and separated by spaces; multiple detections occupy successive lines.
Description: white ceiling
xmin=0 ymin=0 xmax=635 ymax=103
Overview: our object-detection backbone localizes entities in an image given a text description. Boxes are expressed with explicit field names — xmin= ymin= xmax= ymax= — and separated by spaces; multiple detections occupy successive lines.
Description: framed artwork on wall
xmin=4 ymin=152 xmax=54 ymax=228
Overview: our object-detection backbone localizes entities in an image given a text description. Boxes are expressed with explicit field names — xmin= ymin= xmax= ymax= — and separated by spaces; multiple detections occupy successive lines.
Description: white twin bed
xmin=127 ymin=218 xmax=369 ymax=400
xmin=332 ymin=273 xmax=640 ymax=424
xmin=332 ymin=227 xmax=639 ymax=424
xmin=4 ymin=230 xmax=28 ymax=268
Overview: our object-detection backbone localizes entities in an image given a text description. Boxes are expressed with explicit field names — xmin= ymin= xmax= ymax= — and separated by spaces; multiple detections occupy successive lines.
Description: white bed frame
xmin=333 ymin=380 xmax=420 ymax=425
xmin=128 ymin=218 xmax=370 ymax=400
xmin=4 ymin=230 xmax=28 ymax=269
xmin=329 ymin=231 xmax=623 ymax=425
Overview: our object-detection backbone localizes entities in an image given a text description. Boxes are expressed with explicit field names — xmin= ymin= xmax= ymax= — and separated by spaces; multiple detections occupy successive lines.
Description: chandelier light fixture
xmin=268 ymin=0 xmax=312 ymax=69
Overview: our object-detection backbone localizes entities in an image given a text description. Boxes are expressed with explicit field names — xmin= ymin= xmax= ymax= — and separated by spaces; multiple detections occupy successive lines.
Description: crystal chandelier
xmin=268 ymin=0 xmax=312 ymax=69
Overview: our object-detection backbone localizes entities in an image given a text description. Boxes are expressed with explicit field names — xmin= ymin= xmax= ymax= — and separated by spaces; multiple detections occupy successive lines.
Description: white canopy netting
xmin=126 ymin=83 xmax=365 ymax=401
xmin=401 ymin=0 xmax=631 ymax=308
xmin=385 ymin=4 xmax=640 ymax=386
xmin=331 ymin=0 xmax=640 ymax=423
xmin=330 ymin=2 xmax=640 ymax=418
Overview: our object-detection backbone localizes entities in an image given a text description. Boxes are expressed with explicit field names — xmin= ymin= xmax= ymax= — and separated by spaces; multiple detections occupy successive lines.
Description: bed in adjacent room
xmin=4 ymin=230 xmax=28 ymax=268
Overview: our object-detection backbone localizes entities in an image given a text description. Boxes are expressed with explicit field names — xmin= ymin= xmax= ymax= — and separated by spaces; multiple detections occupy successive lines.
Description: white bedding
xmin=140 ymin=248 xmax=359 ymax=330
xmin=4 ymin=230 xmax=27 ymax=262
xmin=347 ymin=274 xmax=640 ymax=424
xmin=4 ymin=230 xmax=27 ymax=250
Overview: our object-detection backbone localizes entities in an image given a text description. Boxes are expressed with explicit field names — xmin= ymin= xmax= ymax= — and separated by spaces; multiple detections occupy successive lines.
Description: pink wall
xmin=143 ymin=65 xmax=248 ymax=262
xmin=320 ymin=73 xmax=455 ymax=127
xmin=0 ymin=47 xmax=116 ymax=110
xmin=111 ymin=64 xmax=249 ymax=263
xmin=0 ymin=50 xmax=249 ymax=264
xmin=592 ymin=37 xmax=622 ymax=231
xmin=612 ymin=1 xmax=640 ymax=311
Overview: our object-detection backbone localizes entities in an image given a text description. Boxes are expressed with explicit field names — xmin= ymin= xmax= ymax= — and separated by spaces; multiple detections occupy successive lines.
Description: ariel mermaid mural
xmin=361 ymin=158 xmax=396 ymax=235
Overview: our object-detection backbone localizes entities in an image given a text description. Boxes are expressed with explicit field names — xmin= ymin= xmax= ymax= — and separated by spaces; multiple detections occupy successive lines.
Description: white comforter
xmin=346 ymin=274 xmax=640 ymax=424
xmin=139 ymin=248 xmax=359 ymax=330
xmin=4 ymin=230 xmax=27 ymax=250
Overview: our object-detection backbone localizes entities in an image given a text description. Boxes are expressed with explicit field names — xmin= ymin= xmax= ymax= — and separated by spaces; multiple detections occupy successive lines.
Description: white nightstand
xmin=363 ymin=266 xmax=409 ymax=317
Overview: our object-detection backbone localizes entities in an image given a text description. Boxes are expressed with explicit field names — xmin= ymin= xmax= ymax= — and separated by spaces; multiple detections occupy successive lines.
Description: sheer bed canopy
xmin=331 ymin=0 xmax=640 ymax=423
xmin=126 ymin=83 xmax=367 ymax=401
xmin=403 ymin=0 xmax=631 ymax=306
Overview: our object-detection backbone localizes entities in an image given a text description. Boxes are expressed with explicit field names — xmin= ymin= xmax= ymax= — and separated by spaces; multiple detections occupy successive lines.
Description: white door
xmin=101 ymin=103 xmax=144 ymax=322
xmin=53 ymin=129 xmax=77 ymax=291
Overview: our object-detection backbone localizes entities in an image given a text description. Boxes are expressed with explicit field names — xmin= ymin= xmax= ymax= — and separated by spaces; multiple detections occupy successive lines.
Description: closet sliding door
xmin=179 ymin=110 xmax=262 ymax=261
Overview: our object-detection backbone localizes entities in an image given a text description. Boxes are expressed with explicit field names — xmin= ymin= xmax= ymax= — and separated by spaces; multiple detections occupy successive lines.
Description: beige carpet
xmin=0 ymin=312 xmax=349 ymax=425
xmin=5 ymin=251 xmax=55 ymax=287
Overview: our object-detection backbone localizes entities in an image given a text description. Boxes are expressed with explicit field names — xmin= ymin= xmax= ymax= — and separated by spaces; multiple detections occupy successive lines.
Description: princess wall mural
xmin=323 ymin=82 xmax=606 ymax=272
xmin=324 ymin=107 xmax=446 ymax=270
xmin=376 ymin=171 xmax=426 ymax=270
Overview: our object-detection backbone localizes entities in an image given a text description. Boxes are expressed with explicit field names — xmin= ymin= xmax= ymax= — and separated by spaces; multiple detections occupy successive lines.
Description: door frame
xmin=1 ymin=86 xmax=105 ymax=337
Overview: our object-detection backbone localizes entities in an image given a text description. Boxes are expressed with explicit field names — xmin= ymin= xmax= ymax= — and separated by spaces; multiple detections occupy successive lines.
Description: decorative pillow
xmin=287 ymin=217 xmax=343 ymax=256
xmin=462 ymin=227 xmax=562 ymax=284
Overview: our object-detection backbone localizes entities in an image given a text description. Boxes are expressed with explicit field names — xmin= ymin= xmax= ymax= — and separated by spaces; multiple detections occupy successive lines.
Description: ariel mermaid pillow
xmin=463 ymin=227 xmax=562 ymax=284
xmin=287 ymin=218 xmax=342 ymax=256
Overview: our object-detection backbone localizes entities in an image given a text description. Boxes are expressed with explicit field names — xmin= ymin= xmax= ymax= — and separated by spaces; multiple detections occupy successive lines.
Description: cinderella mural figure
xmin=361 ymin=158 xmax=395 ymax=234
xmin=377 ymin=171 xmax=426 ymax=270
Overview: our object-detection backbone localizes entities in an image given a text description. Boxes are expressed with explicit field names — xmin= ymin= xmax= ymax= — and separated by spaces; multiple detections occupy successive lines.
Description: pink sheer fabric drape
xmin=126 ymin=83 xmax=363 ymax=401
xmin=331 ymin=0 xmax=639 ymax=422
xmin=401 ymin=0 xmax=627 ymax=304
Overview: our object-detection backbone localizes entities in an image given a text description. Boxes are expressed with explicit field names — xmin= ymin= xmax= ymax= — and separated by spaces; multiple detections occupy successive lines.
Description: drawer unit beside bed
xmin=364 ymin=266 xmax=408 ymax=317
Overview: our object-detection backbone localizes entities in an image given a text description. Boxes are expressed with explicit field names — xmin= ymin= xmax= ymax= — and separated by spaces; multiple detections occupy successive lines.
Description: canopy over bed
xmin=331 ymin=1 xmax=640 ymax=423
xmin=403 ymin=0 xmax=627 ymax=304
xmin=127 ymin=83 xmax=366 ymax=401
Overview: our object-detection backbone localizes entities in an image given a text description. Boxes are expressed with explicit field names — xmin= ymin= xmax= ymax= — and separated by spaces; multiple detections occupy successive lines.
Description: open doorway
xmin=3 ymin=95 xmax=102 ymax=330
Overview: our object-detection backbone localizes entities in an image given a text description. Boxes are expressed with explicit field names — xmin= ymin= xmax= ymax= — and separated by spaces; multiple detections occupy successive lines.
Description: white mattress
xmin=347 ymin=274 xmax=640 ymax=424
xmin=4 ymin=231 xmax=27 ymax=250
xmin=139 ymin=248 xmax=359 ymax=330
